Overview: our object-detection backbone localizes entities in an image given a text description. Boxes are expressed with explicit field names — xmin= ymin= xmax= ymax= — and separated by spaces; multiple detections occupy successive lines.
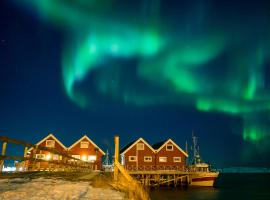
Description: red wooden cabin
xmin=68 ymin=135 xmax=105 ymax=170
xmin=120 ymin=138 xmax=156 ymax=171
xmin=152 ymin=139 xmax=188 ymax=171
xmin=26 ymin=133 xmax=67 ymax=170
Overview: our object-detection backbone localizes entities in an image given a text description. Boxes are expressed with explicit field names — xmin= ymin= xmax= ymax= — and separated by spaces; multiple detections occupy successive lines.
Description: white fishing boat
xmin=188 ymin=134 xmax=219 ymax=187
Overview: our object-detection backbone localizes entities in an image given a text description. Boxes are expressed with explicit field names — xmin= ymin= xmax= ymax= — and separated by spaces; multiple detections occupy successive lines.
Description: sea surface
xmin=150 ymin=173 xmax=270 ymax=200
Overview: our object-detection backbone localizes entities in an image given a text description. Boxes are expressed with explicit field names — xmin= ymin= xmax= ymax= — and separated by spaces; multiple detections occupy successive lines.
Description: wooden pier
xmin=128 ymin=170 xmax=190 ymax=187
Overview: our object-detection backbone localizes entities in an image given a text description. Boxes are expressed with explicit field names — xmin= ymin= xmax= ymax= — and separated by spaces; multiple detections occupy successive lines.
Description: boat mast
xmin=103 ymin=149 xmax=110 ymax=166
xmin=192 ymin=132 xmax=201 ymax=165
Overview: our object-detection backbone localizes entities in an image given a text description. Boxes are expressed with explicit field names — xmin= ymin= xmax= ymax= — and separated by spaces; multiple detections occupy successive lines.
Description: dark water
xmin=150 ymin=173 xmax=270 ymax=200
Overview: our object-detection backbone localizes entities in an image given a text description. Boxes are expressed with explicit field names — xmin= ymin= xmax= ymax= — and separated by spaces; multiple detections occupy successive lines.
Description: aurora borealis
xmin=1 ymin=0 xmax=270 ymax=166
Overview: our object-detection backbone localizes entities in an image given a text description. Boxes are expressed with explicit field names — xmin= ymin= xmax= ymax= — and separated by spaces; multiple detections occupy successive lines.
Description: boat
xmin=188 ymin=134 xmax=219 ymax=187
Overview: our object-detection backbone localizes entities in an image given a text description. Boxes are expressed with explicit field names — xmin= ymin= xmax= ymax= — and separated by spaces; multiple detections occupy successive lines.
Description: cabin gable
xmin=68 ymin=135 xmax=105 ymax=170
xmin=27 ymin=134 xmax=67 ymax=162
xmin=121 ymin=138 xmax=155 ymax=170
xmin=155 ymin=139 xmax=188 ymax=169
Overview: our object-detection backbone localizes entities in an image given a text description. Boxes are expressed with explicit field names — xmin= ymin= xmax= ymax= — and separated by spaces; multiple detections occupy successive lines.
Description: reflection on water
xmin=150 ymin=187 xmax=220 ymax=200
xmin=150 ymin=173 xmax=270 ymax=200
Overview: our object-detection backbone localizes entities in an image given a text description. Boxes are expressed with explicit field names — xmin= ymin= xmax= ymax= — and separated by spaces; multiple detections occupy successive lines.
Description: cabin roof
xmin=152 ymin=140 xmax=166 ymax=149
xmin=120 ymin=138 xmax=155 ymax=155
xmin=28 ymin=133 xmax=67 ymax=151
xmin=119 ymin=139 xmax=137 ymax=154
xmin=154 ymin=139 xmax=189 ymax=157
xmin=68 ymin=135 xmax=105 ymax=155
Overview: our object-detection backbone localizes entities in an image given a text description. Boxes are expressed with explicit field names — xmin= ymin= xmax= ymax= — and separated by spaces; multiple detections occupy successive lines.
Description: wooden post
xmin=0 ymin=142 xmax=7 ymax=172
xmin=114 ymin=135 xmax=119 ymax=181
xmin=23 ymin=147 xmax=28 ymax=171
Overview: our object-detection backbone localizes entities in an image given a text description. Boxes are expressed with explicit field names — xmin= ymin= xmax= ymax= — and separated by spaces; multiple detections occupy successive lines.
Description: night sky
xmin=1 ymin=0 xmax=270 ymax=168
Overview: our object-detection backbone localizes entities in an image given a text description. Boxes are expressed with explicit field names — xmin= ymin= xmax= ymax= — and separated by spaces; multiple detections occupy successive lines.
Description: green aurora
xmin=15 ymin=0 xmax=270 ymax=153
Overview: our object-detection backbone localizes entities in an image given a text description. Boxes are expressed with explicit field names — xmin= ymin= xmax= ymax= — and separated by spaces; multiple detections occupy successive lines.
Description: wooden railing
xmin=0 ymin=136 xmax=96 ymax=172
xmin=124 ymin=165 xmax=186 ymax=171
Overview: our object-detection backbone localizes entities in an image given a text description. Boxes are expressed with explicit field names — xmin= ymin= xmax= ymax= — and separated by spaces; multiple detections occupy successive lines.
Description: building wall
xmin=155 ymin=141 xmax=186 ymax=170
xmin=28 ymin=136 xmax=67 ymax=156
xmin=123 ymin=141 xmax=155 ymax=170
xmin=27 ymin=136 xmax=67 ymax=170
xmin=68 ymin=138 xmax=104 ymax=170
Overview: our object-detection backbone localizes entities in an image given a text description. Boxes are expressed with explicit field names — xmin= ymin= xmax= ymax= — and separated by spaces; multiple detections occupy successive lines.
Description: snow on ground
xmin=0 ymin=178 xmax=125 ymax=200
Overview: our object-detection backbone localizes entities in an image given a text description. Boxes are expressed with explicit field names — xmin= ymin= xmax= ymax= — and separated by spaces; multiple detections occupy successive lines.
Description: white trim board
xmin=120 ymin=137 xmax=155 ymax=155
xmin=68 ymin=135 xmax=105 ymax=155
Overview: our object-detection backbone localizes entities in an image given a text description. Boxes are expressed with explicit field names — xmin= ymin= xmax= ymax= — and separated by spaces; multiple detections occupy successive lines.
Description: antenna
xmin=103 ymin=149 xmax=110 ymax=166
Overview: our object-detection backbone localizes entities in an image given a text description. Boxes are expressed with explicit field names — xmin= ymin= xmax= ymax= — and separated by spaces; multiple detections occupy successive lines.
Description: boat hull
xmin=189 ymin=172 xmax=219 ymax=187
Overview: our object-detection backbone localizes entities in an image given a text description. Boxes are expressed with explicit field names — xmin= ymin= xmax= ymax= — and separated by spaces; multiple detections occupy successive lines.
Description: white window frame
xmin=46 ymin=140 xmax=55 ymax=148
xmin=173 ymin=157 xmax=181 ymax=162
xmin=36 ymin=154 xmax=45 ymax=160
xmin=159 ymin=157 xmax=167 ymax=162
xmin=144 ymin=156 xmax=152 ymax=162
xmin=129 ymin=156 xmax=137 ymax=162
xmin=72 ymin=155 xmax=80 ymax=160
xmin=166 ymin=144 xmax=174 ymax=151
xmin=137 ymin=143 xmax=144 ymax=150
xmin=80 ymin=141 xmax=89 ymax=148
xmin=53 ymin=154 xmax=60 ymax=160
xmin=88 ymin=155 xmax=97 ymax=162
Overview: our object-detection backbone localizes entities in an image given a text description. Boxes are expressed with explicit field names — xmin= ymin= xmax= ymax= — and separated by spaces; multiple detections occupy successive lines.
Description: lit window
xmin=144 ymin=156 xmax=152 ymax=162
xmin=129 ymin=156 xmax=137 ymax=162
xmin=173 ymin=157 xmax=181 ymax=162
xmin=36 ymin=154 xmax=45 ymax=160
xmin=53 ymin=154 xmax=60 ymax=160
xmin=46 ymin=140 xmax=55 ymax=148
xmin=166 ymin=144 xmax=173 ymax=151
xmin=159 ymin=157 xmax=167 ymax=162
xmin=45 ymin=154 xmax=51 ymax=160
xmin=81 ymin=155 xmax=87 ymax=161
xmin=72 ymin=155 xmax=80 ymax=160
xmin=80 ymin=141 xmax=89 ymax=148
xmin=137 ymin=143 xmax=144 ymax=150
xmin=88 ymin=155 xmax=97 ymax=162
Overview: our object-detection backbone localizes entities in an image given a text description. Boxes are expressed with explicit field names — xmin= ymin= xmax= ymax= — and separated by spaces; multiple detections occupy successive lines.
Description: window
xmin=173 ymin=157 xmax=181 ymax=162
xmin=129 ymin=156 xmax=137 ymax=162
xmin=36 ymin=154 xmax=45 ymax=159
xmin=144 ymin=156 xmax=152 ymax=162
xmin=166 ymin=144 xmax=173 ymax=151
xmin=88 ymin=155 xmax=97 ymax=162
xmin=159 ymin=157 xmax=167 ymax=162
xmin=53 ymin=154 xmax=60 ymax=160
xmin=72 ymin=155 xmax=80 ymax=160
xmin=80 ymin=141 xmax=89 ymax=148
xmin=46 ymin=140 xmax=55 ymax=148
xmin=137 ymin=143 xmax=144 ymax=150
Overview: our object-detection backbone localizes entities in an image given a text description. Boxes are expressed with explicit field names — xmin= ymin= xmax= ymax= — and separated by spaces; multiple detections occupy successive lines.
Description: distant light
xmin=81 ymin=155 xmax=87 ymax=161
xmin=2 ymin=166 xmax=16 ymax=172
xmin=46 ymin=154 xmax=51 ymax=160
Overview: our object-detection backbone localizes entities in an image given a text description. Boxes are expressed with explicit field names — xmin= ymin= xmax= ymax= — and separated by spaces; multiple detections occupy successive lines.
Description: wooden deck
xmin=127 ymin=170 xmax=190 ymax=187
